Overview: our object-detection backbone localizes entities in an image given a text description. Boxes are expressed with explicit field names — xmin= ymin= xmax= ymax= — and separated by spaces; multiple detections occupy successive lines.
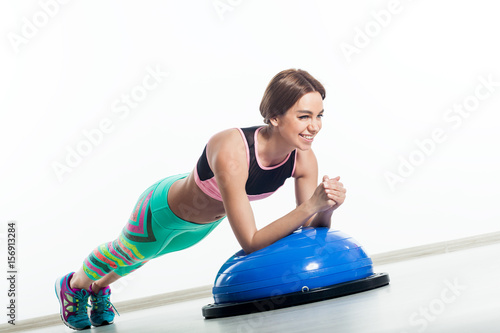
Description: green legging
xmin=83 ymin=173 xmax=224 ymax=280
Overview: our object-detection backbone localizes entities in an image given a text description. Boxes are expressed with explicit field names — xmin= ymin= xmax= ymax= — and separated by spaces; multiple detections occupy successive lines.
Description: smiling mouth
xmin=299 ymin=134 xmax=314 ymax=141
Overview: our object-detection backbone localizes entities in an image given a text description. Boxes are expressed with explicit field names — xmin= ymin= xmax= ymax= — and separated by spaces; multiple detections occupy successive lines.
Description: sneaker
xmin=54 ymin=272 xmax=91 ymax=330
xmin=89 ymin=285 xmax=118 ymax=326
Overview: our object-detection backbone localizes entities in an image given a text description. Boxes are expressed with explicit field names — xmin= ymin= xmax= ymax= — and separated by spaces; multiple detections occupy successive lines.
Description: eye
xmin=299 ymin=115 xmax=309 ymax=120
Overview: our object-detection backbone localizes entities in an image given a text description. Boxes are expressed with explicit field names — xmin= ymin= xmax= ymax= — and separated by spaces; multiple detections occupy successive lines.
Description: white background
xmin=0 ymin=0 xmax=499 ymax=321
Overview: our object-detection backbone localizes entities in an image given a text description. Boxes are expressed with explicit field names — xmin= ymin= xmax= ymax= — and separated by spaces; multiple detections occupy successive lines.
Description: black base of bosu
xmin=202 ymin=272 xmax=390 ymax=319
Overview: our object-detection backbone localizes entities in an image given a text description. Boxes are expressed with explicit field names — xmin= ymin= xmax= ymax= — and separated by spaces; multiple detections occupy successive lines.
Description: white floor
xmin=35 ymin=243 xmax=500 ymax=333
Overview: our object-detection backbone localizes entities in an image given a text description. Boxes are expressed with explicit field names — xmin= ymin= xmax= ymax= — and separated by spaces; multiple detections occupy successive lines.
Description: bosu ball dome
xmin=202 ymin=227 xmax=389 ymax=318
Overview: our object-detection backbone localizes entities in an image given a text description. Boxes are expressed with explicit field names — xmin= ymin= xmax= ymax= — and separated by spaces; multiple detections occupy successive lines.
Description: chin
xmin=296 ymin=144 xmax=313 ymax=151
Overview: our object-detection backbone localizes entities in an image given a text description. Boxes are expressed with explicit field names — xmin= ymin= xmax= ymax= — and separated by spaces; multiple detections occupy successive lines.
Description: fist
xmin=321 ymin=175 xmax=346 ymax=210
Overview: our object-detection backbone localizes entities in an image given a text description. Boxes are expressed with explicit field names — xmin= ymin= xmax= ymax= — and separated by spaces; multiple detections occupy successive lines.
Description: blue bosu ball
xmin=202 ymin=227 xmax=389 ymax=318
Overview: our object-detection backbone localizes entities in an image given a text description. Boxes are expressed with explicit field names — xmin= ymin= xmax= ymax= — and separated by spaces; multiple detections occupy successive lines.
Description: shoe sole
xmin=90 ymin=309 xmax=114 ymax=326
xmin=54 ymin=276 xmax=91 ymax=331
xmin=91 ymin=320 xmax=113 ymax=327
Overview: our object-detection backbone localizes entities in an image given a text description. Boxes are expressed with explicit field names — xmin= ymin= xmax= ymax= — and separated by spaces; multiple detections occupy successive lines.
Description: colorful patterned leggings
xmin=82 ymin=173 xmax=224 ymax=280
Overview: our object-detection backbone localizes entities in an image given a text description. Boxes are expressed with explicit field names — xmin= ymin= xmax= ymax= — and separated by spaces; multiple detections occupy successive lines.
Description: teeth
xmin=301 ymin=135 xmax=313 ymax=140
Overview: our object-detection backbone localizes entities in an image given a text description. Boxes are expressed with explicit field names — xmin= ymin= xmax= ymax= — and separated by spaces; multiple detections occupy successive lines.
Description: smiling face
xmin=270 ymin=91 xmax=324 ymax=151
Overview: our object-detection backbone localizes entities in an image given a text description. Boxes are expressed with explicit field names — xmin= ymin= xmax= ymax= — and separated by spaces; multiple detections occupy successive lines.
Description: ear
xmin=269 ymin=116 xmax=279 ymax=127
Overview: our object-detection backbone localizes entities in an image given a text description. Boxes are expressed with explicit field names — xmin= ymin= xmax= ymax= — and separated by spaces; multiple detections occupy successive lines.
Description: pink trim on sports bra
xmin=194 ymin=164 xmax=223 ymax=201
xmin=194 ymin=128 xmax=250 ymax=202
xmin=247 ymin=192 xmax=275 ymax=201
xmin=194 ymin=127 xmax=296 ymax=202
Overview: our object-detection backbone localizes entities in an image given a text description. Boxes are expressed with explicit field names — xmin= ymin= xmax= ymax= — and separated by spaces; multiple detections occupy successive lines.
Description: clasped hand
xmin=311 ymin=175 xmax=346 ymax=212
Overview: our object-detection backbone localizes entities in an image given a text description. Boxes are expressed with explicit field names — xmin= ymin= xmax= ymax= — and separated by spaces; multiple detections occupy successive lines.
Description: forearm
xmin=307 ymin=209 xmax=334 ymax=228
xmin=247 ymin=201 xmax=317 ymax=253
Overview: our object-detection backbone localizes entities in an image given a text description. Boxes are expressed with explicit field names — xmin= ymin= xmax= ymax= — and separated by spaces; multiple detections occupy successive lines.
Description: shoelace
xmin=92 ymin=294 xmax=120 ymax=316
xmin=73 ymin=290 xmax=90 ymax=315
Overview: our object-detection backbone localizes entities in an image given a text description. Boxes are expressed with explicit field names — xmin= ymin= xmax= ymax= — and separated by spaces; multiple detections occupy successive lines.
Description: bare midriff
xmin=167 ymin=170 xmax=227 ymax=224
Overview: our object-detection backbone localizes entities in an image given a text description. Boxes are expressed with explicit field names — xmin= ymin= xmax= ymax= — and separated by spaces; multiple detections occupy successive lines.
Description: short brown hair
xmin=259 ymin=69 xmax=326 ymax=124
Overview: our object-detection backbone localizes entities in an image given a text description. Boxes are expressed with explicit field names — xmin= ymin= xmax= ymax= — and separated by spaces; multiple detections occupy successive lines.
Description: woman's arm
xmin=294 ymin=149 xmax=347 ymax=228
xmin=207 ymin=130 xmax=336 ymax=254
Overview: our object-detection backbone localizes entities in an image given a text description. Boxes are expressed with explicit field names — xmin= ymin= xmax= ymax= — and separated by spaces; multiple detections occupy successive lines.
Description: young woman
xmin=55 ymin=69 xmax=346 ymax=330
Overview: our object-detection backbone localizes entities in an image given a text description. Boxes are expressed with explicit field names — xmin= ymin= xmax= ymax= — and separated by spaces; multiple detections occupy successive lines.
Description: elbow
xmin=241 ymin=243 xmax=260 ymax=255
xmin=241 ymin=235 xmax=264 ymax=255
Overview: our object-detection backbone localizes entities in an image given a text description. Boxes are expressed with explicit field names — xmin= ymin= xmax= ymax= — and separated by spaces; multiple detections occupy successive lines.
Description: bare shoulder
xmin=206 ymin=128 xmax=246 ymax=158
xmin=206 ymin=128 xmax=248 ymax=181
xmin=208 ymin=128 xmax=244 ymax=148
xmin=294 ymin=148 xmax=318 ymax=179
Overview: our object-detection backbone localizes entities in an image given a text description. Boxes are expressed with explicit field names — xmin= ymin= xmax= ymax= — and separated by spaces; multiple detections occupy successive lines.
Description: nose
xmin=308 ymin=118 xmax=321 ymax=133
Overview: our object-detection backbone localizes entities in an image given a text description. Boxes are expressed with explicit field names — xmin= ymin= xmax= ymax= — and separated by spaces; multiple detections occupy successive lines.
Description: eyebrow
xmin=296 ymin=110 xmax=324 ymax=114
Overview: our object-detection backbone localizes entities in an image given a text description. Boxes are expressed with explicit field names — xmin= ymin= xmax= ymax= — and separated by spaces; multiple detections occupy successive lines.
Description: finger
xmin=329 ymin=189 xmax=346 ymax=198
xmin=326 ymin=177 xmax=341 ymax=184
xmin=329 ymin=192 xmax=345 ymax=202
xmin=326 ymin=189 xmax=345 ymax=198
xmin=327 ymin=197 xmax=338 ymax=206
xmin=322 ymin=175 xmax=330 ymax=182
xmin=330 ymin=184 xmax=346 ymax=192
xmin=325 ymin=182 xmax=343 ymax=192
xmin=328 ymin=180 xmax=343 ymax=188
xmin=326 ymin=192 xmax=337 ymax=201
xmin=328 ymin=187 xmax=345 ymax=196
xmin=329 ymin=192 xmax=345 ymax=200
xmin=325 ymin=177 xmax=340 ymax=185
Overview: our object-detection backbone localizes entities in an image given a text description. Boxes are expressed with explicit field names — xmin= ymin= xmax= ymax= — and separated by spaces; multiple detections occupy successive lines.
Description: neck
xmin=258 ymin=125 xmax=295 ymax=167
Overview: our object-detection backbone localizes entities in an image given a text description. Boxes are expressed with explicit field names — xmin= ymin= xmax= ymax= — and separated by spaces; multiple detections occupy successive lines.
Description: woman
xmin=55 ymin=69 xmax=346 ymax=330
